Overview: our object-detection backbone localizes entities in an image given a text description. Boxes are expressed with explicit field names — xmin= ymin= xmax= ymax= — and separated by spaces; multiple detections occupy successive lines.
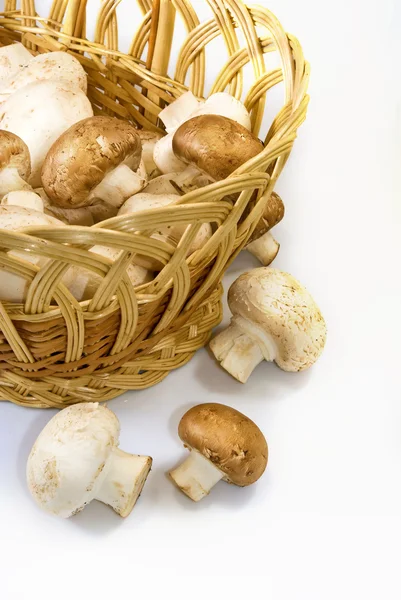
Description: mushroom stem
xmin=88 ymin=164 xmax=146 ymax=208
xmin=210 ymin=316 xmax=278 ymax=383
xmin=246 ymin=232 xmax=280 ymax=266
xmin=0 ymin=167 xmax=31 ymax=198
xmin=95 ymin=448 xmax=152 ymax=517
xmin=169 ymin=450 xmax=224 ymax=501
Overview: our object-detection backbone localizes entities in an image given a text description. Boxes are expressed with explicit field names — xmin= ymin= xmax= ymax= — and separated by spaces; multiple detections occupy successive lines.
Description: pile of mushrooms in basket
xmin=0 ymin=43 xmax=326 ymax=518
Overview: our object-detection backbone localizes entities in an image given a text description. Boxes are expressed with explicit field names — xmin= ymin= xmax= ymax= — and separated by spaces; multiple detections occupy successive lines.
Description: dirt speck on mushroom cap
xmin=229 ymin=268 xmax=327 ymax=372
xmin=178 ymin=403 xmax=268 ymax=486
xmin=172 ymin=114 xmax=264 ymax=181
xmin=41 ymin=116 xmax=142 ymax=208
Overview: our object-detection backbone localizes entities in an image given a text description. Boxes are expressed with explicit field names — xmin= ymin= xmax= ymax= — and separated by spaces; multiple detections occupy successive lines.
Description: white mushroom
xmin=0 ymin=43 xmax=32 ymax=85
xmin=1 ymin=190 xmax=44 ymax=212
xmin=158 ymin=91 xmax=203 ymax=133
xmin=0 ymin=205 xmax=65 ymax=303
xmin=0 ymin=51 xmax=87 ymax=103
xmin=153 ymin=132 xmax=188 ymax=174
xmin=209 ymin=268 xmax=327 ymax=382
xmin=41 ymin=116 xmax=144 ymax=209
xmin=118 ymin=193 xmax=212 ymax=270
xmin=26 ymin=402 xmax=153 ymax=518
xmin=65 ymin=245 xmax=153 ymax=301
xmin=0 ymin=80 xmax=93 ymax=186
xmin=190 ymin=92 xmax=251 ymax=130
xmin=0 ymin=131 xmax=32 ymax=198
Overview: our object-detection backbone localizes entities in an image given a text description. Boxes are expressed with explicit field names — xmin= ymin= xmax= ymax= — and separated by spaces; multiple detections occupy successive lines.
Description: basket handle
xmin=144 ymin=0 xmax=176 ymax=124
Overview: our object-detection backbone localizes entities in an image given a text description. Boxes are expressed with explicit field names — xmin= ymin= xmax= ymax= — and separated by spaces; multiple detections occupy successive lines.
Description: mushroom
xmin=41 ymin=116 xmax=144 ymax=209
xmin=169 ymin=403 xmax=268 ymax=501
xmin=26 ymin=402 xmax=153 ymax=518
xmin=144 ymin=167 xmax=212 ymax=196
xmin=0 ymin=51 xmax=87 ymax=103
xmin=118 ymin=193 xmax=212 ymax=270
xmin=245 ymin=191 xmax=285 ymax=265
xmin=0 ymin=80 xmax=93 ymax=186
xmin=0 ymin=43 xmax=32 ymax=85
xmin=0 ymin=131 xmax=32 ymax=198
xmin=137 ymin=129 xmax=163 ymax=177
xmin=158 ymin=91 xmax=203 ymax=134
xmin=65 ymin=245 xmax=153 ymax=301
xmin=0 ymin=205 xmax=65 ymax=303
xmin=153 ymin=92 xmax=252 ymax=173
xmin=190 ymin=92 xmax=251 ymax=130
xmin=1 ymin=190 xmax=44 ymax=212
xmin=209 ymin=267 xmax=327 ymax=383
xmin=35 ymin=187 xmax=95 ymax=226
xmin=172 ymin=115 xmax=264 ymax=182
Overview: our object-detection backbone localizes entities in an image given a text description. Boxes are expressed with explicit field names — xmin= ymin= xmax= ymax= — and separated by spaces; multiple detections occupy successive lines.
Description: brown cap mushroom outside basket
xmin=245 ymin=191 xmax=285 ymax=265
xmin=41 ymin=116 xmax=143 ymax=209
xmin=169 ymin=403 xmax=268 ymax=501
xmin=0 ymin=130 xmax=31 ymax=198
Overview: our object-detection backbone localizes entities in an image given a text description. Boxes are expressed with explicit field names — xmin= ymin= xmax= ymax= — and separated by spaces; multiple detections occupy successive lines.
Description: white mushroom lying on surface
xmin=118 ymin=192 xmax=212 ymax=270
xmin=0 ymin=80 xmax=93 ymax=186
xmin=27 ymin=402 xmax=153 ymax=518
xmin=0 ymin=43 xmax=32 ymax=85
xmin=153 ymin=91 xmax=252 ymax=174
xmin=209 ymin=267 xmax=327 ymax=383
xmin=245 ymin=191 xmax=285 ymax=265
xmin=41 ymin=116 xmax=144 ymax=209
xmin=169 ymin=403 xmax=268 ymax=501
xmin=0 ymin=51 xmax=87 ymax=102
xmin=0 ymin=131 xmax=32 ymax=198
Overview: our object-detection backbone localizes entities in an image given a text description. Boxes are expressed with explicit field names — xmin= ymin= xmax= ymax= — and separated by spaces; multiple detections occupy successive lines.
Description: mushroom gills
xmin=169 ymin=449 xmax=224 ymax=502
xmin=246 ymin=231 xmax=280 ymax=266
xmin=209 ymin=315 xmax=278 ymax=383
xmin=95 ymin=449 xmax=152 ymax=517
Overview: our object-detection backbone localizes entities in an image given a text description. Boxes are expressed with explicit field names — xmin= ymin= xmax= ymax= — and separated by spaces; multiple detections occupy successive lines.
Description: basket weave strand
xmin=0 ymin=0 xmax=309 ymax=408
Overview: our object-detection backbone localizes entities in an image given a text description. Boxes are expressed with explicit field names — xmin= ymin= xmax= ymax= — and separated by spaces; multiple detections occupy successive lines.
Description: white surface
xmin=0 ymin=0 xmax=400 ymax=598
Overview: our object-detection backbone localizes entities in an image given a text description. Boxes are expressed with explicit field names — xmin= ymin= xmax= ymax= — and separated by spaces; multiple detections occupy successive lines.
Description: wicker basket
xmin=0 ymin=0 xmax=309 ymax=408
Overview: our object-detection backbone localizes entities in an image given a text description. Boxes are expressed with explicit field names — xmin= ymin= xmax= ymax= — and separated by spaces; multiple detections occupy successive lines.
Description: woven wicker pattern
xmin=0 ymin=0 xmax=309 ymax=408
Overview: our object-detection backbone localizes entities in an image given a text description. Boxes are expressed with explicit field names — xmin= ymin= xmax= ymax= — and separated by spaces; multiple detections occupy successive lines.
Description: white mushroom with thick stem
xmin=0 ymin=80 xmax=93 ymax=186
xmin=209 ymin=267 xmax=327 ymax=383
xmin=27 ymin=402 xmax=153 ymax=518
xmin=169 ymin=403 xmax=268 ymax=502
xmin=0 ymin=51 xmax=87 ymax=102
xmin=0 ymin=43 xmax=32 ymax=85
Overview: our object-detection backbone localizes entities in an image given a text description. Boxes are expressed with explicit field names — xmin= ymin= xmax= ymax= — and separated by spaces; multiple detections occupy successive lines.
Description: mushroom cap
xmin=228 ymin=268 xmax=327 ymax=372
xmin=1 ymin=190 xmax=43 ymax=212
xmin=27 ymin=402 xmax=120 ymax=517
xmin=0 ymin=43 xmax=32 ymax=84
xmin=0 ymin=130 xmax=31 ymax=180
xmin=0 ymin=80 xmax=93 ymax=187
xmin=247 ymin=191 xmax=285 ymax=244
xmin=178 ymin=403 xmax=268 ymax=486
xmin=190 ymin=92 xmax=251 ymax=130
xmin=0 ymin=51 xmax=87 ymax=102
xmin=172 ymin=115 xmax=263 ymax=181
xmin=41 ymin=116 xmax=142 ymax=208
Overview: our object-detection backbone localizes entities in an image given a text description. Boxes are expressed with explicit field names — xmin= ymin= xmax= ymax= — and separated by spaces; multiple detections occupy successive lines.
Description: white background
xmin=0 ymin=0 xmax=400 ymax=598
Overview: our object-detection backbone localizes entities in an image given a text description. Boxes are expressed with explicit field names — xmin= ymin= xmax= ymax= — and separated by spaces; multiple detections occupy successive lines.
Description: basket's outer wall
xmin=0 ymin=0 xmax=309 ymax=408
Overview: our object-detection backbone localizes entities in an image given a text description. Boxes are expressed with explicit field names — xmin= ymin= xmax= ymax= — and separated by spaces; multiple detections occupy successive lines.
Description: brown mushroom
xmin=169 ymin=403 xmax=268 ymax=501
xmin=172 ymin=114 xmax=264 ymax=182
xmin=246 ymin=191 xmax=285 ymax=265
xmin=41 ymin=116 xmax=143 ymax=209
xmin=0 ymin=130 xmax=31 ymax=198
